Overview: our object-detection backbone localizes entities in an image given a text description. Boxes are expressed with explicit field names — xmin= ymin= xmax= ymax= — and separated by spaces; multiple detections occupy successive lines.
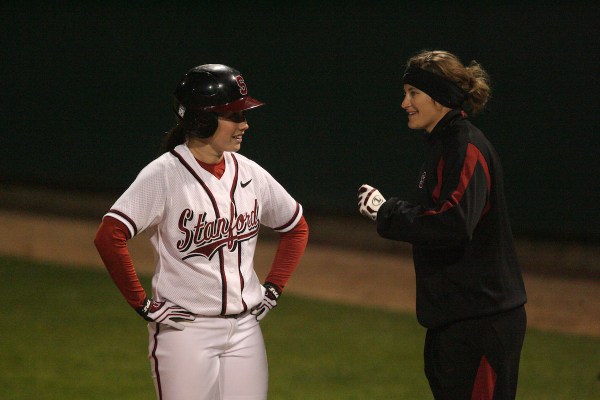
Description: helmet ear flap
xmin=184 ymin=111 xmax=218 ymax=138
xmin=175 ymin=101 xmax=218 ymax=138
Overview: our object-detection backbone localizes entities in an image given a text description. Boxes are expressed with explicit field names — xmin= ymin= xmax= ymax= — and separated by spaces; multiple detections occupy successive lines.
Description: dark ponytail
xmin=160 ymin=124 xmax=187 ymax=153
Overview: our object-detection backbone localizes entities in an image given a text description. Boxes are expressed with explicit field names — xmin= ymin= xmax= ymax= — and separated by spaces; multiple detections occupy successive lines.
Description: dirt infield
xmin=1 ymin=209 xmax=598 ymax=337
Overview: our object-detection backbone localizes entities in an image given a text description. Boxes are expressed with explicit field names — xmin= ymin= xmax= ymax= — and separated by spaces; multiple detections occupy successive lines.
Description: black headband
xmin=402 ymin=66 xmax=467 ymax=109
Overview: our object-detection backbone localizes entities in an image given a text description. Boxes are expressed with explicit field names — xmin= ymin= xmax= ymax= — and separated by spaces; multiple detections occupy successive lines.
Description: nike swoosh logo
xmin=241 ymin=179 xmax=252 ymax=188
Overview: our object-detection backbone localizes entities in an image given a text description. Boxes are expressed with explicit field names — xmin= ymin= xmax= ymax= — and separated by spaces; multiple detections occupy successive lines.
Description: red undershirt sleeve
xmin=94 ymin=216 xmax=147 ymax=309
xmin=264 ymin=215 xmax=309 ymax=292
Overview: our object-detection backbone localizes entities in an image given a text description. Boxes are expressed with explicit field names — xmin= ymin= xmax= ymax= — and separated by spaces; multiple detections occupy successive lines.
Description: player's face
xmin=210 ymin=112 xmax=249 ymax=153
xmin=401 ymin=84 xmax=449 ymax=133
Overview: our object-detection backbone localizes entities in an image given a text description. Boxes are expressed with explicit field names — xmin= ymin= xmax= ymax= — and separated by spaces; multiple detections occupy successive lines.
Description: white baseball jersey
xmin=105 ymin=144 xmax=302 ymax=316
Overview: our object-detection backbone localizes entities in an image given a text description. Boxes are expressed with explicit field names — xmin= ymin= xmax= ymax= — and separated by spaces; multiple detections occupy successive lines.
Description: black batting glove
xmin=251 ymin=282 xmax=281 ymax=321
xmin=136 ymin=297 xmax=195 ymax=330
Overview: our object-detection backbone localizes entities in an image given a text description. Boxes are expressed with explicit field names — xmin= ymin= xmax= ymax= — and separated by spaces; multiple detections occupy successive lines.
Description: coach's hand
xmin=251 ymin=282 xmax=281 ymax=322
xmin=357 ymin=184 xmax=386 ymax=221
xmin=136 ymin=298 xmax=196 ymax=330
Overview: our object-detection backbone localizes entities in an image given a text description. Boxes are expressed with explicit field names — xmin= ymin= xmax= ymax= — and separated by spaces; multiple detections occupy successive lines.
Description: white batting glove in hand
xmin=358 ymin=184 xmax=386 ymax=221
xmin=136 ymin=298 xmax=196 ymax=330
xmin=251 ymin=283 xmax=281 ymax=321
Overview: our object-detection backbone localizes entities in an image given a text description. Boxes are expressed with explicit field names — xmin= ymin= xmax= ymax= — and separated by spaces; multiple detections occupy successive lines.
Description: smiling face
xmin=211 ymin=111 xmax=248 ymax=153
xmin=187 ymin=111 xmax=249 ymax=164
xmin=401 ymin=84 xmax=451 ymax=133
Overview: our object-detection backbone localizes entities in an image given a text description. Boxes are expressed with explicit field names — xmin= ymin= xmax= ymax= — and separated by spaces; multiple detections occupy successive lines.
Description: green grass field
xmin=1 ymin=256 xmax=599 ymax=399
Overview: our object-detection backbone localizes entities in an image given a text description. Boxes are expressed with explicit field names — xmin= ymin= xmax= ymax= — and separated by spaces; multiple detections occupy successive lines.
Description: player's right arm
xmin=95 ymin=215 xmax=195 ymax=330
xmin=93 ymin=158 xmax=168 ymax=309
xmin=94 ymin=216 xmax=146 ymax=309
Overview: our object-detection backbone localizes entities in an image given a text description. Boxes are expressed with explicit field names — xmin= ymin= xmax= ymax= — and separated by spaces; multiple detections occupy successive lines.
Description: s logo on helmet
xmin=235 ymin=75 xmax=248 ymax=95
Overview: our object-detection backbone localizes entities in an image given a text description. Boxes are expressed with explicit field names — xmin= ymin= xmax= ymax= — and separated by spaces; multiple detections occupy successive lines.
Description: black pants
xmin=424 ymin=306 xmax=526 ymax=400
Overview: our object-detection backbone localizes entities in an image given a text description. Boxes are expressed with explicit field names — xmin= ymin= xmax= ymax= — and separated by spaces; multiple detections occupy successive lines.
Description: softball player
xmin=95 ymin=64 xmax=308 ymax=400
xmin=358 ymin=51 xmax=527 ymax=399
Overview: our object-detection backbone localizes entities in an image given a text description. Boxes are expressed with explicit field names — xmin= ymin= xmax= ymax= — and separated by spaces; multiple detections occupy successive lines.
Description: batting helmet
xmin=173 ymin=64 xmax=265 ymax=138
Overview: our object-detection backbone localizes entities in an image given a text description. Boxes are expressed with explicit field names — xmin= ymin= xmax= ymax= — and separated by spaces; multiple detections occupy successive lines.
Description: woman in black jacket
xmin=358 ymin=50 xmax=527 ymax=400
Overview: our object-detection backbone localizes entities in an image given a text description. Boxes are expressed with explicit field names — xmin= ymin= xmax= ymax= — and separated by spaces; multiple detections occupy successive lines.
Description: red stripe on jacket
xmin=424 ymin=143 xmax=491 ymax=216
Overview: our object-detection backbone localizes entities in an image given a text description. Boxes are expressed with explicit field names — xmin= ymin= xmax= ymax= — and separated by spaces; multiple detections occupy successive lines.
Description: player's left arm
xmin=252 ymin=216 xmax=308 ymax=321
xmin=265 ymin=215 xmax=309 ymax=290
xmin=249 ymin=163 xmax=309 ymax=320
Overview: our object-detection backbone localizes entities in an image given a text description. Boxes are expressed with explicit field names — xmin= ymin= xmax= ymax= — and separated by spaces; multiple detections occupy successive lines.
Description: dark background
xmin=1 ymin=1 xmax=599 ymax=243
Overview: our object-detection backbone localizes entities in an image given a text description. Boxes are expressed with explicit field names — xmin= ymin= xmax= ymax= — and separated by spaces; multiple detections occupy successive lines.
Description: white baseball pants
xmin=147 ymin=313 xmax=268 ymax=400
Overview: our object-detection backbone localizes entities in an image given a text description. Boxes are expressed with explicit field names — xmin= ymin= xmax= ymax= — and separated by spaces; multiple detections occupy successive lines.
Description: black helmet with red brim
xmin=175 ymin=64 xmax=265 ymax=114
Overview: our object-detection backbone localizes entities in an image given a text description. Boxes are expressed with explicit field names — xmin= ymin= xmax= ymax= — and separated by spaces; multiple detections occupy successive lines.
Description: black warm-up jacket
xmin=377 ymin=110 xmax=527 ymax=329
